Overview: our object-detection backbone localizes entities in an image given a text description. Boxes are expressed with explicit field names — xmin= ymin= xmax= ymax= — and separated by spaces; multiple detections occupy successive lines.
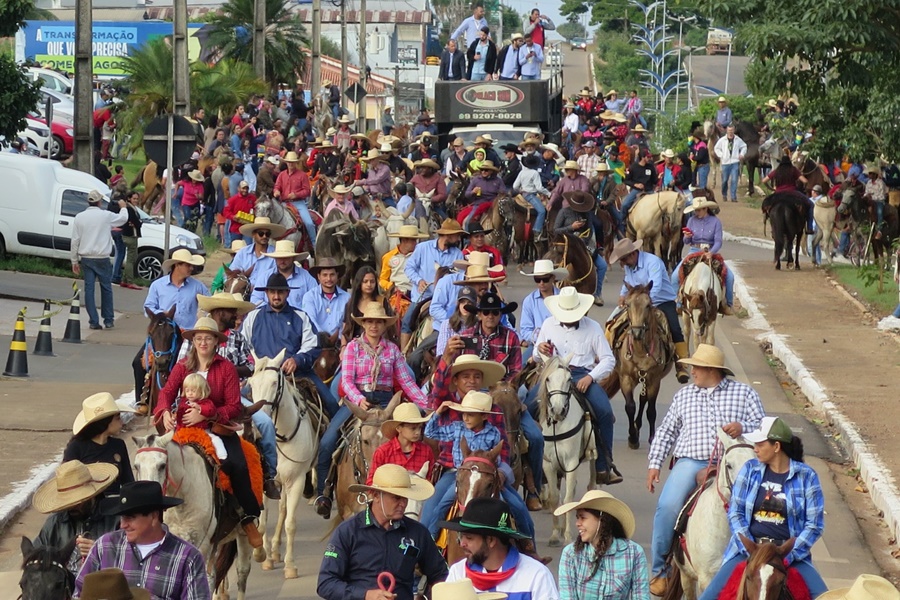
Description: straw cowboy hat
xmin=452 ymin=250 xmax=491 ymax=270
xmin=72 ymin=392 xmax=137 ymax=435
xmin=717 ymin=96 xmax=728 ymax=103
xmin=197 ymin=291 xmax=256 ymax=316
xmin=435 ymin=218 xmax=466 ymax=235
xmin=350 ymin=132 xmax=370 ymax=141
xmin=330 ymin=184 xmax=353 ymax=197
xmin=380 ymin=402 xmax=431 ymax=439
xmin=595 ymin=162 xmax=613 ymax=173
xmin=388 ymin=224 xmax=429 ymax=239
xmin=766 ymin=98 xmax=779 ymax=109
xmin=631 ymin=124 xmax=649 ymax=133
xmin=564 ymin=190 xmax=595 ymax=213
xmin=544 ymin=286 xmax=594 ymax=323
xmin=281 ymin=151 xmax=302 ymax=162
xmin=414 ymin=158 xmax=441 ymax=170
xmin=352 ymin=301 xmax=399 ymax=328
xmin=80 ymin=568 xmax=150 ymax=600
xmin=239 ymin=215 xmax=288 ymax=238
xmin=326 ymin=127 xmax=338 ymax=137
xmin=348 ymin=463 xmax=435 ymax=501
xmin=605 ymin=89 xmax=618 ymax=97
xmin=510 ymin=32 xmax=524 ymax=42
xmin=379 ymin=142 xmax=394 ymax=153
xmin=439 ymin=497 xmax=529 ymax=540
xmin=676 ymin=343 xmax=734 ymax=376
xmin=578 ymin=87 xmax=593 ymax=97
xmin=564 ymin=101 xmax=576 ymax=109
xmin=223 ymin=239 xmax=247 ymax=255
xmin=337 ymin=115 xmax=355 ymax=124
xmin=308 ymin=256 xmax=346 ymax=278
xmin=188 ymin=169 xmax=204 ymax=183
xmin=598 ymin=110 xmax=615 ymax=120
xmin=360 ymin=149 xmax=388 ymax=163
xmin=161 ymin=248 xmax=205 ymax=274
xmin=611 ymin=113 xmax=627 ymax=123
xmin=475 ymin=134 xmax=495 ymax=145
xmin=660 ymin=148 xmax=675 ymax=159
xmin=476 ymin=160 xmax=501 ymax=172
xmin=262 ymin=239 xmax=310 ymax=261
xmin=553 ymin=490 xmax=636 ymax=539
xmin=453 ymin=264 xmax=506 ymax=285
xmin=33 ymin=460 xmax=119 ymax=513
xmin=183 ymin=316 xmax=227 ymax=344
xmin=520 ymin=258 xmax=568 ymax=280
xmin=683 ymin=198 xmax=718 ymax=213
xmin=563 ymin=160 xmax=580 ymax=171
xmin=432 ymin=580 xmax=507 ymax=600
xmin=609 ymin=238 xmax=643 ymax=264
xmin=318 ymin=140 xmax=336 ymax=150
xmin=100 ymin=481 xmax=183 ymax=516
xmin=446 ymin=390 xmax=502 ymax=414
xmin=818 ymin=574 xmax=900 ymax=600
xmin=449 ymin=355 xmax=506 ymax=387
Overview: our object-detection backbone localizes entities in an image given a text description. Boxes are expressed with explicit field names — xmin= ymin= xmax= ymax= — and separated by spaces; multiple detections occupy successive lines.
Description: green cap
xmin=745 ymin=416 xmax=793 ymax=444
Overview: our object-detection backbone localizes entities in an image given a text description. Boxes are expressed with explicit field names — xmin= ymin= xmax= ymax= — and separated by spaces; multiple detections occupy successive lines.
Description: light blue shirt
xmin=250 ymin=264 xmax=318 ymax=307
xmin=519 ymin=287 xmax=557 ymax=344
xmin=404 ymin=240 xmax=464 ymax=302
xmin=620 ymin=251 xmax=677 ymax=305
xmin=450 ymin=15 xmax=488 ymax=48
xmin=471 ymin=41 xmax=489 ymax=78
xmin=429 ymin=271 xmax=465 ymax=332
xmin=228 ymin=243 xmax=275 ymax=273
xmin=144 ymin=275 xmax=210 ymax=330
xmin=397 ymin=194 xmax=413 ymax=215
xmin=499 ymin=44 xmax=520 ymax=79
xmin=300 ymin=286 xmax=350 ymax=335
xmin=517 ymin=43 xmax=543 ymax=78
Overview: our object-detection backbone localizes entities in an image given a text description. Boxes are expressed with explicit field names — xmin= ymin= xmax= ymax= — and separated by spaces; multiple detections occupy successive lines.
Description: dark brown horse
xmin=444 ymin=439 xmax=503 ymax=564
xmin=491 ymin=381 xmax=530 ymax=495
xmin=707 ymin=120 xmax=763 ymax=196
xmin=142 ymin=307 xmax=182 ymax=425
xmin=542 ymin=232 xmax=597 ymax=296
xmin=19 ymin=536 xmax=76 ymax=600
xmin=762 ymin=192 xmax=808 ymax=270
xmin=508 ymin=194 xmax=545 ymax=265
xmin=314 ymin=331 xmax=341 ymax=385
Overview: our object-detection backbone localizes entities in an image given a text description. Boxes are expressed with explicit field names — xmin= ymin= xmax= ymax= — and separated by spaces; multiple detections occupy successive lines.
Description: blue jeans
xmin=290 ymin=199 xmax=317 ymax=246
xmin=182 ymin=204 xmax=200 ymax=232
xmin=594 ymin=253 xmax=608 ymax=296
xmin=520 ymin=410 xmax=544 ymax=493
xmin=699 ymin=556 xmax=828 ymax=600
xmin=523 ymin=192 xmax=547 ymax=232
xmin=619 ymin=189 xmax=642 ymax=230
xmin=172 ymin=195 xmax=183 ymax=227
xmin=721 ymin=162 xmax=740 ymax=201
xmin=695 ymin=164 xmax=710 ymax=189
xmin=839 ymin=231 xmax=850 ymax=255
xmin=671 ymin=258 xmax=735 ymax=307
xmin=302 ymin=370 xmax=339 ymax=418
xmin=470 ymin=72 xmax=487 ymax=81
xmin=432 ymin=203 xmax=448 ymax=221
xmin=876 ymin=199 xmax=885 ymax=230
xmin=111 ymin=232 xmax=125 ymax=284
xmin=501 ymin=484 xmax=534 ymax=538
xmin=202 ymin=205 xmax=215 ymax=237
xmin=650 ymin=457 xmax=707 ymax=575
xmin=241 ymin=396 xmax=277 ymax=479
xmin=401 ymin=291 xmax=433 ymax=334
xmin=657 ymin=300 xmax=684 ymax=344
xmin=80 ymin=257 xmax=114 ymax=327
xmin=520 ymin=74 xmax=538 ymax=81
xmin=893 ymin=303 xmax=900 ymax=318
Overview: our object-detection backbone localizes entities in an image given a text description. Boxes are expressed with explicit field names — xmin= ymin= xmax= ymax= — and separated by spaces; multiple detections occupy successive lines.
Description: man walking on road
xmin=714 ymin=124 xmax=746 ymax=203
xmin=71 ymin=190 xmax=127 ymax=330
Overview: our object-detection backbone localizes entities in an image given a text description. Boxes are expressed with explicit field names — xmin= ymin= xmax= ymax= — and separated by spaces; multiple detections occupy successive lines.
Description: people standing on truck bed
xmin=439 ymin=39 xmax=467 ymax=81
xmin=466 ymin=26 xmax=498 ymax=81
xmin=496 ymin=33 xmax=525 ymax=80
xmin=518 ymin=33 xmax=544 ymax=80
xmin=451 ymin=2 xmax=488 ymax=49
xmin=524 ymin=9 xmax=556 ymax=48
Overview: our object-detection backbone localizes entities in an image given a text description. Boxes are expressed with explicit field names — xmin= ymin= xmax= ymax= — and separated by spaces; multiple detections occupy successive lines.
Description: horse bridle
xmin=135 ymin=445 xmax=184 ymax=497
xmin=19 ymin=558 xmax=74 ymax=600
xmin=144 ymin=318 xmax=181 ymax=391
xmin=261 ymin=366 xmax=306 ymax=444
xmin=715 ymin=441 xmax=755 ymax=509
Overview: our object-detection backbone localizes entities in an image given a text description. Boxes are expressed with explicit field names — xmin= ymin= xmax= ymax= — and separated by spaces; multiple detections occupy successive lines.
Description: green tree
xmin=320 ymin=37 xmax=342 ymax=60
xmin=557 ymin=20 xmax=586 ymax=41
xmin=594 ymin=32 xmax=646 ymax=96
xmin=500 ymin=6 xmax=520 ymax=37
xmin=0 ymin=0 xmax=43 ymax=141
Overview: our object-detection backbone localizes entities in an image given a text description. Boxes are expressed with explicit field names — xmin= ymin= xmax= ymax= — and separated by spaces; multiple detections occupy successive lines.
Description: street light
xmin=682 ymin=45 xmax=705 ymax=109
xmin=666 ymin=13 xmax=696 ymax=112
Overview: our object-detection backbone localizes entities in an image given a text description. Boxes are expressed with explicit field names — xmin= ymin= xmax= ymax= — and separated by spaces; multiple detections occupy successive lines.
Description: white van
xmin=0 ymin=154 xmax=205 ymax=281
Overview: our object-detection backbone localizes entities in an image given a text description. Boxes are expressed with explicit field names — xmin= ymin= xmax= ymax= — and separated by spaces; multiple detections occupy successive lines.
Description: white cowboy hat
xmin=717 ymin=96 xmax=727 ymax=102
xmin=553 ymin=490 xmax=636 ymax=539
xmin=449 ymin=354 xmax=506 ymax=388
xmin=453 ymin=250 xmax=492 ymax=270
xmin=544 ymin=286 xmax=594 ymax=323
xmin=388 ymin=224 xmax=429 ymax=239
xmin=352 ymin=301 xmax=399 ymax=328
xmin=380 ymin=402 xmax=432 ymax=439
xmin=510 ymin=33 xmax=524 ymax=41
xmin=73 ymin=392 xmax=137 ymax=435
xmin=683 ymin=198 xmax=718 ymax=213
xmin=330 ymin=184 xmax=353 ymax=197
xmin=520 ymin=259 xmax=568 ymax=280
xmin=608 ymin=238 xmax=643 ymax=264
xmin=239 ymin=216 xmax=288 ymax=238
xmin=188 ymin=169 xmax=204 ymax=183
xmin=33 ymin=460 xmax=119 ymax=513
xmin=818 ymin=575 xmax=900 ymax=600
xmin=197 ymin=292 xmax=256 ymax=316
xmin=445 ymin=391 xmax=501 ymax=414
xmin=348 ymin=464 xmax=435 ymax=501
xmin=337 ymin=115 xmax=355 ymax=124
xmin=223 ymin=239 xmax=247 ymax=255
xmin=262 ymin=239 xmax=310 ymax=261
xmin=660 ymin=148 xmax=675 ymax=159
xmin=265 ymin=155 xmax=281 ymax=165
xmin=432 ymin=580 xmax=507 ymax=600
xmin=361 ymin=149 xmax=388 ymax=162
xmin=676 ymin=343 xmax=734 ymax=376
xmin=161 ymin=248 xmax=205 ymax=274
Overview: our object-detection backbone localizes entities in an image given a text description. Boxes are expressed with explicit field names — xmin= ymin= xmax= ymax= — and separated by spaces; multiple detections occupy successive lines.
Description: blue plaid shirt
xmin=723 ymin=458 xmax=824 ymax=565
xmin=559 ymin=538 xmax=649 ymax=600
xmin=424 ymin=417 xmax=500 ymax=468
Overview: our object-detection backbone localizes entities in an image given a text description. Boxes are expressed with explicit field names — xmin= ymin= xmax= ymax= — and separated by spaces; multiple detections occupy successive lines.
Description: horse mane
xmin=737 ymin=542 xmax=787 ymax=600
xmin=535 ymin=356 xmax=564 ymax=424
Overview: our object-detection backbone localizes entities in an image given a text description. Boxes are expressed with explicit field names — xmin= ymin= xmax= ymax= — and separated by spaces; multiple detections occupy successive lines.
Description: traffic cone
xmin=33 ymin=300 xmax=55 ymax=356
xmin=62 ymin=288 xmax=82 ymax=344
xmin=3 ymin=309 xmax=29 ymax=377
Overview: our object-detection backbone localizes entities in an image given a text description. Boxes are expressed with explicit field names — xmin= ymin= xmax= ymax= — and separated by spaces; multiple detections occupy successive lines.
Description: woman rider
xmin=762 ymin=154 xmax=808 ymax=196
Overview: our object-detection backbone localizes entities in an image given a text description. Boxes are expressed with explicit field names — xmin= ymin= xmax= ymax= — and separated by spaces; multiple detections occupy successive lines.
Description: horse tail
xmin=130 ymin=165 xmax=146 ymax=189
xmin=213 ymin=540 xmax=237 ymax=591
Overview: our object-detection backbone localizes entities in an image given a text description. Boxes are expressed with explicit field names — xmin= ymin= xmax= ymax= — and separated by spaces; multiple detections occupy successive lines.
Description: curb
xmin=724 ymin=230 xmax=852 ymax=265
xmin=730 ymin=260 xmax=900 ymax=546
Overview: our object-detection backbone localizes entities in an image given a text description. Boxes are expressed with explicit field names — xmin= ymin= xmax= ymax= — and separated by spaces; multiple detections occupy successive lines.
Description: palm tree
xmin=203 ymin=0 xmax=310 ymax=87
xmin=192 ymin=59 xmax=268 ymax=118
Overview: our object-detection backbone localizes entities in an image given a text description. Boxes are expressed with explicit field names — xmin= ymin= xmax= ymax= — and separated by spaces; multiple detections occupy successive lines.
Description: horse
xmin=836 ymin=185 xmax=899 ymax=265
xmin=508 ymin=193 xmax=546 ymax=265
xmin=130 ymin=159 xmax=163 ymax=212
xmin=811 ymin=196 xmax=837 ymax=266
xmin=792 ymin=154 xmax=831 ymax=196
xmin=314 ymin=331 xmax=341 ymax=386
xmin=664 ymin=430 xmax=756 ymax=600
xmin=706 ymin=120 xmax=762 ymax=197
xmin=253 ymin=194 xmax=312 ymax=254
xmin=491 ymin=380 xmax=529 ymax=494
xmin=446 ymin=171 xmax=469 ymax=218
xmin=542 ymin=232 xmax=598 ymax=296
xmin=626 ymin=191 xmax=686 ymax=270
xmin=535 ymin=355 xmax=597 ymax=547
xmin=316 ymin=212 xmax=378 ymax=288
xmin=678 ymin=259 xmax=724 ymax=353
xmin=19 ymin=536 xmax=75 ymax=600
xmin=482 ymin=192 xmax=514 ymax=263
xmin=141 ymin=307 xmax=182 ymax=425
xmin=223 ymin=265 xmax=254 ymax=301
xmin=727 ymin=536 xmax=798 ymax=600
xmin=762 ymin=193 xmax=808 ymax=270
xmin=246 ymin=350 xmax=320 ymax=579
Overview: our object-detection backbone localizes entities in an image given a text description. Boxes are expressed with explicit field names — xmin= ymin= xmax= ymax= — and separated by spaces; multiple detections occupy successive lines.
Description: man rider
xmin=619 ymin=151 xmax=658 ymax=233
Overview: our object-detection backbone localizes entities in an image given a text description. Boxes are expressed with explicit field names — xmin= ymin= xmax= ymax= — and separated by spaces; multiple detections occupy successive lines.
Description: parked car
xmin=26 ymin=113 xmax=73 ymax=160
xmin=26 ymin=67 xmax=73 ymax=97
xmin=570 ymin=37 xmax=587 ymax=51
xmin=0 ymin=137 xmax=41 ymax=156
xmin=19 ymin=116 xmax=51 ymax=158
xmin=0 ymin=154 xmax=205 ymax=281
xmin=38 ymin=88 xmax=75 ymax=123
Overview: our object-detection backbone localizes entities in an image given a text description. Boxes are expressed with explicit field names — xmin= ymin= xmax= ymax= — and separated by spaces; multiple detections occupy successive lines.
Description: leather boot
xmin=135 ymin=403 xmax=149 ymax=416
xmin=719 ymin=301 xmax=735 ymax=316
xmin=650 ymin=575 xmax=668 ymax=596
xmin=241 ymin=517 xmax=264 ymax=550
xmin=525 ymin=492 xmax=542 ymax=511
xmin=674 ymin=341 xmax=690 ymax=383
xmin=263 ymin=478 xmax=281 ymax=500
xmin=519 ymin=539 xmax=552 ymax=565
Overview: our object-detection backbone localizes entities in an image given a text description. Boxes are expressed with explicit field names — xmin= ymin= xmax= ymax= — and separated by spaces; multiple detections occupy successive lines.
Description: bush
xmin=594 ymin=32 xmax=648 ymax=95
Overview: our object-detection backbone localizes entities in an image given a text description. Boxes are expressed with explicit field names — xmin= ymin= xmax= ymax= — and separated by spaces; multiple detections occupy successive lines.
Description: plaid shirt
xmin=366 ymin=437 xmax=436 ymax=484
xmin=75 ymin=528 xmax=209 ymax=600
xmin=342 ymin=337 xmax=428 ymax=408
xmin=724 ymin=458 xmax=824 ymax=565
xmin=425 ymin=416 xmax=501 ymax=468
xmin=647 ymin=378 xmax=765 ymax=470
xmin=559 ymin=538 xmax=650 ymax=600
xmin=458 ymin=324 xmax=522 ymax=378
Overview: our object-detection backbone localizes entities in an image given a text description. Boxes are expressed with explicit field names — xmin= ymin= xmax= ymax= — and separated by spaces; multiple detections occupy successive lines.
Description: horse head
xmin=623 ymin=281 xmax=655 ymax=342
xmin=716 ymin=428 xmax=755 ymax=498
xmin=537 ymin=355 xmax=573 ymax=424
xmin=20 ymin=536 xmax=76 ymax=600
xmin=247 ymin=350 xmax=287 ymax=416
xmin=254 ymin=194 xmax=273 ymax=218
xmin=836 ymin=185 xmax=857 ymax=217
xmin=404 ymin=461 xmax=431 ymax=521
xmin=144 ymin=307 xmax=181 ymax=376
xmin=132 ymin=431 xmax=175 ymax=491
xmin=737 ymin=534 xmax=796 ymax=600
xmin=497 ymin=192 xmax=517 ymax=223
xmin=456 ymin=437 xmax=503 ymax=510
xmin=314 ymin=331 xmax=341 ymax=383
xmin=223 ymin=264 xmax=254 ymax=301
xmin=345 ymin=393 xmax=405 ymax=474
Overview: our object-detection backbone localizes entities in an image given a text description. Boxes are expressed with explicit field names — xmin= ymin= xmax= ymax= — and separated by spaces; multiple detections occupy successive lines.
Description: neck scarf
xmin=478 ymin=325 xmax=501 ymax=360
xmin=465 ymin=545 xmax=520 ymax=591
xmin=359 ymin=336 xmax=383 ymax=390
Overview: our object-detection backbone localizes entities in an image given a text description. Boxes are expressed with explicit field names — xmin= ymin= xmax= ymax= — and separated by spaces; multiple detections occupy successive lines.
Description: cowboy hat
xmin=660 ymin=148 xmax=675 ymax=159
xmin=544 ymin=286 xmax=593 ymax=323
xmin=676 ymin=343 xmax=734 ymax=376
xmin=348 ymin=463 xmax=435 ymax=501
xmin=519 ymin=136 xmax=540 ymax=149
xmin=499 ymin=143 xmax=520 ymax=153
xmin=474 ymin=291 xmax=517 ymax=314
xmin=595 ymin=162 xmax=613 ymax=173
xmin=33 ymin=460 xmax=119 ymax=513
xmin=435 ymin=218 xmax=466 ymax=235
xmin=611 ymin=113 xmax=627 ymax=123
xmin=446 ymin=390 xmax=502 ymax=414
xmin=88 ymin=190 xmax=107 ymax=204
xmin=563 ymin=160 xmax=580 ymax=171
xmin=717 ymin=96 xmax=727 ymax=102
xmin=564 ymin=190 xmax=596 ymax=213
xmin=474 ymin=134 xmax=495 ymax=145
xmin=578 ymin=88 xmax=593 ymax=97
xmin=520 ymin=259 xmax=568 ymax=280
xmin=598 ymin=110 xmax=615 ymax=120
xmin=351 ymin=185 xmax=367 ymax=197
xmin=609 ymin=238 xmax=643 ymax=264
xmin=414 ymin=158 xmax=441 ymax=170
xmin=683 ymin=198 xmax=718 ymax=213
xmin=183 ymin=316 xmax=227 ymax=344
xmin=477 ymin=160 xmax=501 ymax=172
xmin=605 ymin=89 xmax=618 ymax=97
xmin=72 ymin=392 xmax=137 ymax=435
xmin=350 ymin=132 xmax=371 ymax=141
xmin=281 ymin=151 xmax=302 ymax=162
xmin=318 ymin=140 xmax=335 ymax=149
xmin=223 ymin=239 xmax=247 ymax=255
xmin=553 ymin=490 xmax=636 ymax=539
xmin=439 ymin=497 xmax=529 ymax=540
xmin=330 ymin=184 xmax=353 ymax=197
xmin=308 ymin=257 xmax=347 ymax=278
xmin=453 ymin=264 xmax=506 ymax=285
xmin=630 ymin=124 xmax=648 ymax=133
xmin=766 ymin=99 xmax=779 ymax=109
xmin=379 ymin=142 xmax=394 ymax=153
xmin=188 ymin=169 xmax=204 ymax=183
xmin=818 ymin=574 xmax=900 ymax=600
xmin=361 ymin=149 xmax=388 ymax=162
xmin=161 ymin=248 xmax=205 ymax=274
xmin=265 ymin=155 xmax=281 ymax=166
xmin=197 ymin=291 xmax=256 ymax=316
xmin=432 ymin=580 xmax=507 ymax=600
xmin=449 ymin=355 xmax=506 ymax=388
xmin=417 ymin=114 xmax=433 ymax=122
xmin=564 ymin=101 xmax=576 ymax=109
xmin=80 ymin=568 xmax=151 ymax=600
xmin=262 ymin=239 xmax=310 ymax=261
xmin=510 ymin=32 xmax=524 ymax=42
xmin=380 ymin=402 xmax=432 ymax=439
xmin=352 ymin=301 xmax=399 ymax=328
xmin=466 ymin=221 xmax=494 ymax=236
xmin=337 ymin=115 xmax=355 ymax=124
xmin=388 ymin=224 xmax=429 ymax=239
xmin=255 ymin=272 xmax=297 ymax=292
xmin=453 ymin=250 xmax=492 ymax=270
xmin=101 ymin=481 xmax=183 ymax=516
xmin=239 ymin=216 xmax=288 ymax=238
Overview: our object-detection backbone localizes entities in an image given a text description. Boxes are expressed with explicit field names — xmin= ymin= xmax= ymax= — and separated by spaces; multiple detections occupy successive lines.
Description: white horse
xmin=254 ymin=195 xmax=307 ymax=250
xmin=403 ymin=462 xmax=431 ymax=521
xmin=247 ymin=350 xmax=319 ymax=579
xmin=812 ymin=197 xmax=837 ymax=266
xmin=671 ymin=430 xmax=756 ymax=599
xmin=133 ymin=431 xmax=255 ymax=600
xmin=536 ymin=355 xmax=597 ymax=547
xmin=678 ymin=260 xmax=724 ymax=354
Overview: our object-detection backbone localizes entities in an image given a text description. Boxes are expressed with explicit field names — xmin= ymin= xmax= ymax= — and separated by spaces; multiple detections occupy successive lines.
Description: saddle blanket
xmin=719 ymin=560 xmax=811 ymax=600
xmin=678 ymin=252 xmax=727 ymax=286
xmin=173 ymin=428 xmax=264 ymax=505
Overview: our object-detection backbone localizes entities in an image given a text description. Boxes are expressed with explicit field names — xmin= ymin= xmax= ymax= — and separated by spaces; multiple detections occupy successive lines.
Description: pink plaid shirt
xmin=341 ymin=337 xmax=428 ymax=408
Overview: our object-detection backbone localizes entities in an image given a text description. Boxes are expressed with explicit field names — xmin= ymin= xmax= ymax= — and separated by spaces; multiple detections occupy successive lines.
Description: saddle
xmin=678 ymin=252 xmax=728 ymax=289
xmin=604 ymin=306 xmax=673 ymax=355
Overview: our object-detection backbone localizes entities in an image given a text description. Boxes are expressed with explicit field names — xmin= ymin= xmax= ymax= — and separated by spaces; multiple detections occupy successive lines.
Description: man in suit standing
xmin=439 ymin=40 xmax=466 ymax=81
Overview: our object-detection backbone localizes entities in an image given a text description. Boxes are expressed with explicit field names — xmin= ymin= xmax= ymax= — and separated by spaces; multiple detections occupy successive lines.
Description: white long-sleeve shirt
xmin=513 ymin=166 xmax=550 ymax=195
xmin=563 ymin=112 xmax=580 ymax=134
xmin=71 ymin=205 xmax=127 ymax=264
xmin=535 ymin=316 xmax=616 ymax=382
xmin=714 ymin=134 xmax=747 ymax=165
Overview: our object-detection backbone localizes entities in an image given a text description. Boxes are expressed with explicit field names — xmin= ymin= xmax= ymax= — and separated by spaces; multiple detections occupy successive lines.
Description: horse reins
xmin=135 ymin=445 xmax=184 ymax=498
xmin=263 ymin=367 xmax=306 ymax=445
xmin=554 ymin=235 xmax=595 ymax=286
xmin=456 ymin=456 xmax=500 ymax=507
xmin=542 ymin=381 xmax=594 ymax=475
xmin=715 ymin=441 xmax=754 ymax=511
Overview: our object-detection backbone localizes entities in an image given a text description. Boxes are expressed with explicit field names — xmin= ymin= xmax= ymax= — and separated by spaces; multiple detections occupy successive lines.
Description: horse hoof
xmin=548 ymin=538 xmax=560 ymax=548
xmin=261 ymin=560 xmax=274 ymax=571
xmin=628 ymin=439 xmax=640 ymax=450
xmin=284 ymin=567 xmax=299 ymax=579
xmin=253 ymin=548 xmax=266 ymax=563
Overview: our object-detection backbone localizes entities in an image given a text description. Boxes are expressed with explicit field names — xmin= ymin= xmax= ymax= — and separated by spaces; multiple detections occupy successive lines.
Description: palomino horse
xmin=543 ymin=232 xmax=598 ymax=296
xmin=141 ymin=307 xmax=182 ymax=424
xmin=535 ymin=355 xmax=597 ymax=547
xmin=610 ymin=282 xmax=674 ymax=449
xmin=678 ymin=258 xmax=724 ymax=353
xmin=664 ymin=430 xmax=755 ymax=600
xmin=19 ymin=536 xmax=75 ymax=600
xmin=247 ymin=350 xmax=320 ymax=579
xmin=444 ymin=439 xmax=503 ymax=565
xmin=726 ymin=536 xmax=797 ymax=600
xmin=627 ymin=191 xmax=686 ymax=270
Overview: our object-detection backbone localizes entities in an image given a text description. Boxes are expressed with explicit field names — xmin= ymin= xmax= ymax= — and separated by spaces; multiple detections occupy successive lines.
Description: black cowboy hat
xmin=521 ymin=154 xmax=541 ymax=169
xmin=466 ymin=221 xmax=493 ymax=236
xmin=438 ymin=497 xmax=529 ymax=540
xmin=100 ymin=481 xmax=183 ymax=516
xmin=256 ymin=272 xmax=297 ymax=291
xmin=499 ymin=143 xmax=520 ymax=153
xmin=474 ymin=291 xmax=517 ymax=314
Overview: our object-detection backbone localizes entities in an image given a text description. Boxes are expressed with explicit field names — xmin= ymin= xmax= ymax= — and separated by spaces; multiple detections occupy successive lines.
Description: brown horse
xmin=732 ymin=536 xmax=796 ymax=600
xmin=141 ymin=307 xmax=182 ymax=429
xmin=836 ymin=184 xmax=899 ymax=264
xmin=131 ymin=155 xmax=216 ymax=214
xmin=444 ymin=439 xmax=503 ymax=565
xmin=490 ymin=381 xmax=530 ymax=495
xmin=314 ymin=331 xmax=341 ymax=386
xmin=223 ymin=265 xmax=254 ymax=301
xmin=542 ymin=232 xmax=597 ymax=296
xmin=445 ymin=171 xmax=469 ymax=218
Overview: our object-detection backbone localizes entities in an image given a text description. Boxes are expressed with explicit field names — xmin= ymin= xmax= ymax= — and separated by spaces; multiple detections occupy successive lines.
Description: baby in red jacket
xmin=177 ymin=373 xmax=227 ymax=460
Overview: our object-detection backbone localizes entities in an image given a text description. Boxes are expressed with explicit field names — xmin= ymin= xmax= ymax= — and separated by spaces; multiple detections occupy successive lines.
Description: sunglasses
xmin=255 ymin=230 xmax=272 ymax=237
xmin=534 ymin=276 xmax=552 ymax=283
xmin=480 ymin=309 xmax=501 ymax=316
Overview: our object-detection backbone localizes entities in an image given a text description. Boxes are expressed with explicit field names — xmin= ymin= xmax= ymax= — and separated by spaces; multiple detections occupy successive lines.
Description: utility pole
xmin=393 ymin=64 xmax=400 ymax=121
xmin=253 ymin=0 xmax=266 ymax=82
xmin=340 ymin=1 xmax=348 ymax=112
xmin=173 ymin=0 xmax=190 ymax=116
xmin=72 ymin=0 xmax=93 ymax=174
xmin=359 ymin=0 xmax=367 ymax=126
xmin=311 ymin=0 xmax=322 ymax=104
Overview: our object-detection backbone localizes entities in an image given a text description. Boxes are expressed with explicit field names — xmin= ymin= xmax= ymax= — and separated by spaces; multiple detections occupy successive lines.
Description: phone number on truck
xmin=456 ymin=112 xmax=524 ymax=120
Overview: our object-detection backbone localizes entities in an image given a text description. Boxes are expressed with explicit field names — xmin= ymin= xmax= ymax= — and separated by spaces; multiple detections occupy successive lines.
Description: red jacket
xmin=156 ymin=355 xmax=242 ymax=425
xmin=223 ymin=192 xmax=257 ymax=233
